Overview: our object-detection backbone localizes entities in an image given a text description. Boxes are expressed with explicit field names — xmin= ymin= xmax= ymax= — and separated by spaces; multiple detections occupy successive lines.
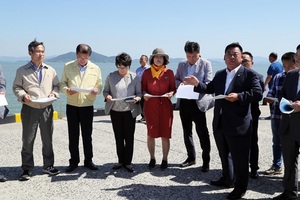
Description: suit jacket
xmin=279 ymin=68 xmax=300 ymax=140
xmin=103 ymin=71 xmax=142 ymax=118
xmin=251 ymin=72 xmax=264 ymax=117
xmin=175 ymin=58 xmax=214 ymax=112
xmin=60 ymin=60 xmax=102 ymax=107
xmin=13 ymin=62 xmax=60 ymax=109
xmin=195 ymin=66 xmax=262 ymax=136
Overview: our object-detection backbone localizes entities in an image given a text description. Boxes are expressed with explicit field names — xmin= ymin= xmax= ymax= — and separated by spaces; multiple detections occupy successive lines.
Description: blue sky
xmin=1 ymin=0 xmax=299 ymax=59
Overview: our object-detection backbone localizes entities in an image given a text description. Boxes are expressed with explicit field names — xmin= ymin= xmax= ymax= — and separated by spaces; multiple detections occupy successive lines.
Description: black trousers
xmin=215 ymin=118 xmax=252 ymax=191
xmin=110 ymin=110 xmax=136 ymax=165
xmin=66 ymin=104 xmax=94 ymax=165
xmin=179 ymin=99 xmax=210 ymax=166
xmin=250 ymin=103 xmax=261 ymax=172
xmin=280 ymin=130 xmax=299 ymax=198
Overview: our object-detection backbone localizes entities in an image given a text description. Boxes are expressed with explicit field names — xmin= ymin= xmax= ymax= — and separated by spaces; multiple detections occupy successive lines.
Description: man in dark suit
xmin=273 ymin=45 xmax=300 ymax=200
xmin=242 ymin=51 xmax=264 ymax=179
xmin=184 ymin=42 xmax=262 ymax=199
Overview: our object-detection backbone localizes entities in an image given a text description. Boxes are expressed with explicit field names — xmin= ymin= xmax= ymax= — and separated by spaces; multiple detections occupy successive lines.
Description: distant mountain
xmin=0 ymin=53 xmax=270 ymax=65
xmin=0 ymin=56 xmax=28 ymax=62
xmin=47 ymin=52 xmax=115 ymax=63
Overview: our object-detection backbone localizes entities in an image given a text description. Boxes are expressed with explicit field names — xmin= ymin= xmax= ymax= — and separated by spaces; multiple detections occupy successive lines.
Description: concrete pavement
xmin=0 ymin=105 xmax=292 ymax=199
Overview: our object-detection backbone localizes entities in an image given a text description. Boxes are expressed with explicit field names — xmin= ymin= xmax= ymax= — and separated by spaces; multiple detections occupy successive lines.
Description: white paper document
xmin=264 ymin=96 xmax=279 ymax=102
xmin=175 ymin=85 xmax=199 ymax=100
xmin=144 ymin=93 xmax=168 ymax=98
xmin=30 ymin=97 xmax=57 ymax=103
xmin=195 ymin=94 xmax=226 ymax=102
xmin=213 ymin=95 xmax=227 ymax=100
xmin=70 ymin=87 xmax=93 ymax=93
xmin=279 ymin=97 xmax=294 ymax=114
xmin=111 ymin=95 xmax=135 ymax=101
xmin=0 ymin=95 xmax=8 ymax=106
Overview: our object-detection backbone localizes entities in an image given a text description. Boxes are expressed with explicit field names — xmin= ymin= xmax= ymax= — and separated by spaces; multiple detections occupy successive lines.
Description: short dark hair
xmin=296 ymin=44 xmax=300 ymax=51
xmin=281 ymin=52 xmax=295 ymax=63
xmin=28 ymin=39 xmax=44 ymax=53
xmin=225 ymin=42 xmax=243 ymax=53
xmin=115 ymin=52 xmax=132 ymax=68
xmin=269 ymin=52 xmax=278 ymax=60
xmin=140 ymin=55 xmax=148 ymax=61
xmin=242 ymin=51 xmax=253 ymax=61
xmin=76 ymin=44 xmax=92 ymax=56
xmin=184 ymin=41 xmax=200 ymax=54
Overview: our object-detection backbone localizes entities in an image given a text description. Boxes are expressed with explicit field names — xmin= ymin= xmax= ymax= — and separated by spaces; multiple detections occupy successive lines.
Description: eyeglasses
xmin=117 ymin=66 xmax=129 ymax=70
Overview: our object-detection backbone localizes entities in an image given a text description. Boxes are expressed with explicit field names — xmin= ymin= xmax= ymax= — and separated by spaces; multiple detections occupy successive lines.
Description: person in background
xmin=136 ymin=55 xmax=149 ymax=123
xmin=184 ymin=42 xmax=262 ymax=199
xmin=294 ymin=46 xmax=300 ymax=68
xmin=0 ymin=65 xmax=7 ymax=182
xmin=13 ymin=39 xmax=60 ymax=181
xmin=264 ymin=52 xmax=283 ymax=119
xmin=264 ymin=52 xmax=296 ymax=178
xmin=273 ymin=46 xmax=300 ymax=200
xmin=142 ymin=48 xmax=176 ymax=170
xmin=103 ymin=52 xmax=142 ymax=173
xmin=60 ymin=44 xmax=102 ymax=172
xmin=175 ymin=41 xmax=212 ymax=172
xmin=242 ymin=51 xmax=264 ymax=179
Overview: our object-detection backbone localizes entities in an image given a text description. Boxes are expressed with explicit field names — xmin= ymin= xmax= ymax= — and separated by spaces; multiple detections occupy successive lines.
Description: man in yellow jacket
xmin=60 ymin=44 xmax=102 ymax=172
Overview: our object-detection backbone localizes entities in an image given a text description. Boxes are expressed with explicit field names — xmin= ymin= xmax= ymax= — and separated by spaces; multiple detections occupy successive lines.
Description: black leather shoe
xmin=227 ymin=188 xmax=246 ymax=199
xmin=250 ymin=171 xmax=259 ymax=179
xmin=65 ymin=164 xmax=78 ymax=172
xmin=210 ymin=178 xmax=233 ymax=188
xmin=84 ymin=161 xmax=98 ymax=170
xmin=273 ymin=193 xmax=298 ymax=200
xmin=201 ymin=165 xmax=209 ymax=172
xmin=112 ymin=163 xmax=123 ymax=170
xmin=19 ymin=170 xmax=32 ymax=181
xmin=125 ymin=165 xmax=134 ymax=173
xmin=180 ymin=159 xmax=196 ymax=168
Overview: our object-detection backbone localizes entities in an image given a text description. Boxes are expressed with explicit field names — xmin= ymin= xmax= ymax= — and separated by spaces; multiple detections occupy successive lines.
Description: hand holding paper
xmin=279 ymin=97 xmax=294 ymax=114
xmin=175 ymin=85 xmax=199 ymax=100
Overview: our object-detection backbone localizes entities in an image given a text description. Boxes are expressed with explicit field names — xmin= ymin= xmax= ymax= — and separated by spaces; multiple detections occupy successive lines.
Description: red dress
xmin=141 ymin=67 xmax=176 ymax=138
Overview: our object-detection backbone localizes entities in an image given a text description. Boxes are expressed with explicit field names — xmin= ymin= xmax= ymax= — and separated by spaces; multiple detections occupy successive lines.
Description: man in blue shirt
xmin=264 ymin=52 xmax=284 ymax=91
xmin=264 ymin=52 xmax=283 ymax=119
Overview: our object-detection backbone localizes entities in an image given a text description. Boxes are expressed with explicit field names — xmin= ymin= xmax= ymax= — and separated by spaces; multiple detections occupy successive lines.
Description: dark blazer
xmin=195 ymin=66 xmax=262 ymax=136
xmin=251 ymin=73 xmax=264 ymax=117
xmin=279 ymin=68 xmax=300 ymax=140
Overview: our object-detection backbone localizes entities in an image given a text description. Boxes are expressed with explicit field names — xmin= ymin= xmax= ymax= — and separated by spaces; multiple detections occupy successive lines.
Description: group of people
xmin=1 ymin=39 xmax=300 ymax=200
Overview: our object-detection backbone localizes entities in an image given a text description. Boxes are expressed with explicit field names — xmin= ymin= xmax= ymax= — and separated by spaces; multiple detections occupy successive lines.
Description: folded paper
xmin=279 ymin=97 xmax=294 ymax=114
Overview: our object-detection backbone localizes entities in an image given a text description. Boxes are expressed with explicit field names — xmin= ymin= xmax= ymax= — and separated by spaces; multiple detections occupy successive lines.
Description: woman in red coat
xmin=141 ymin=48 xmax=176 ymax=170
